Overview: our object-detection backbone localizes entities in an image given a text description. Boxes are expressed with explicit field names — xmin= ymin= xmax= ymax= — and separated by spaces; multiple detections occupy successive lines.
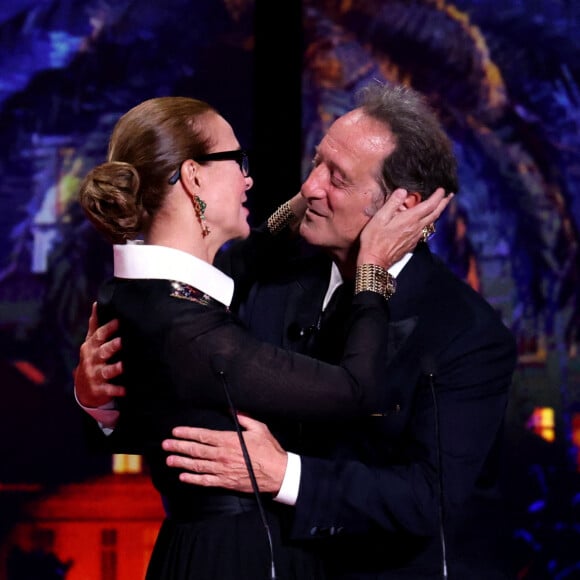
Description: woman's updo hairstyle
xmin=79 ymin=97 xmax=217 ymax=243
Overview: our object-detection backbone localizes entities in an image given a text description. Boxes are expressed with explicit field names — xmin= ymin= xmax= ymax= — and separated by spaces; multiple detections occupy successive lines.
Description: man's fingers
xmin=168 ymin=426 xmax=239 ymax=448
xmin=94 ymin=318 xmax=120 ymax=344
xmin=387 ymin=188 xmax=408 ymax=203
xmin=170 ymin=426 xmax=206 ymax=442
xmin=380 ymin=188 xmax=408 ymax=218
xmin=178 ymin=472 xmax=228 ymax=488
xmin=392 ymin=189 xmax=452 ymax=230
xmin=85 ymin=306 xmax=121 ymax=354
xmin=99 ymin=337 xmax=122 ymax=362
xmin=166 ymin=454 xmax=216 ymax=471
xmin=372 ymin=188 xmax=450 ymax=231
xmin=410 ymin=188 xmax=445 ymax=218
xmin=99 ymin=384 xmax=126 ymax=398
xmin=100 ymin=360 xmax=123 ymax=381
xmin=162 ymin=438 xmax=217 ymax=458
xmin=172 ymin=461 xmax=255 ymax=492
xmin=86 ymin=302 xmax=99 ymax=339
xmin=235 ymin=413 xmax=268 ymax=432
xmin=414 ymin=191 xmax=453 ymax=231
xmin=428 ymin=192 xmax=453 ymax=222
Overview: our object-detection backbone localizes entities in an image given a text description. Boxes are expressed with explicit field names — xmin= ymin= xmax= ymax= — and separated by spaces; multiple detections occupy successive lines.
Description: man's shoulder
xmin=415 ymin=251 xmax=512 ymax=334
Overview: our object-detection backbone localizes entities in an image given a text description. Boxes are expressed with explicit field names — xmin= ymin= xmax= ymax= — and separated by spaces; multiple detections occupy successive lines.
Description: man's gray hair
xmin=356 ymin=81 xmax=459 ymax=199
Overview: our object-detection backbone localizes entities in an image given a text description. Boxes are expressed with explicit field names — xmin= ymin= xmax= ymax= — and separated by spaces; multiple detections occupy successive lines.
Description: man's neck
xmin=327 ymin=246 xmax=358 ymax=281
xmin=329 ymin=247 xmax=415 ymax=282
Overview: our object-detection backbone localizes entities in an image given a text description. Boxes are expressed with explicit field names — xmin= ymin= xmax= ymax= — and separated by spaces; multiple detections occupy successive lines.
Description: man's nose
xmin=302 ymin=166 xmax=326 ymax=199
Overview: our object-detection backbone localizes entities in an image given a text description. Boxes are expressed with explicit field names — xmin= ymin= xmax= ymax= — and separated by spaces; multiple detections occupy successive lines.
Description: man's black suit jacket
xmin=237 ymin=241 xmax=518 ymax=579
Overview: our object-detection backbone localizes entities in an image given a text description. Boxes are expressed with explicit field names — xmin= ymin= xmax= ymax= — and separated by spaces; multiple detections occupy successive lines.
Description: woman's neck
xmin=144 ymin=191 xmax=227 ymax=264
xmin=146 ymin=217 xmax=214 ymax=263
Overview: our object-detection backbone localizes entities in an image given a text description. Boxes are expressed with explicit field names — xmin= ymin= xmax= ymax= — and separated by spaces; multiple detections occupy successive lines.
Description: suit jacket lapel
xmin=388 ymin=244 xmax=434 ymax=320
xmin=282 ymin=255 xmax=331 ymax=352
xmin=280 ymin=246 xmax=436 ymax=361
xmin=385 ymin=245 xmax=436 ymax=361
xmin=387 ymin=317 xmax=419 ymax=362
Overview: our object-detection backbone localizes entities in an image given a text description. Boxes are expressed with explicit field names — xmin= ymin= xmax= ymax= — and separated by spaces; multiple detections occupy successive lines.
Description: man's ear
xmin=403 ymin=191 xmax=422 ymax=208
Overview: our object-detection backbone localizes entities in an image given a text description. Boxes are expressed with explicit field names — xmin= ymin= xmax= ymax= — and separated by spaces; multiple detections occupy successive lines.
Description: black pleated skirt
xmin=146 ymin=509 xmax=326 ymax=580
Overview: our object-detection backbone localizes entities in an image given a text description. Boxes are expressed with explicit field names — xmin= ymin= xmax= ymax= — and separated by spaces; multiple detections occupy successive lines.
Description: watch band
xmin=354 ymin=263 xmax=396 ymax=300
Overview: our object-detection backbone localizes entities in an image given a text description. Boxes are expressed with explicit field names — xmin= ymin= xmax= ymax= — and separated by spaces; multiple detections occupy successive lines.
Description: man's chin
xmin=299 ymin=221 xmax=329 ymax=248
xmin=298 ymin=220 xmax=315 ymax=243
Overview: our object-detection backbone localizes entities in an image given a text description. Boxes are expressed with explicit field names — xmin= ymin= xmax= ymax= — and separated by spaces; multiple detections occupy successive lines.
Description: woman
xmin=78 ymin=96 xmax=445 ymax=579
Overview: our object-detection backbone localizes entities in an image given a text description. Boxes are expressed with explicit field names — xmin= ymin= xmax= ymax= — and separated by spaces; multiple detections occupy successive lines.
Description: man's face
xmin=299 ymin=109 xmax=396 ymax=262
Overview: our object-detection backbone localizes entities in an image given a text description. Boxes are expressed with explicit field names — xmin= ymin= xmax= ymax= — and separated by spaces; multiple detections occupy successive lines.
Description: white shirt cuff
xmin=74 ymin=386 xmax=119 ymax=433
xmin=273 ymin=452 xmax=301 ymax=505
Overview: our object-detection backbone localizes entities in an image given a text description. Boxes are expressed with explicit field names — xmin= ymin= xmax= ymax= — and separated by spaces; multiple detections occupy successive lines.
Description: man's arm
xmin=162 ymin=352 xmax=514 ymax=539
xmin=163 ymin=313 xmax=516 ymax=537
xmin=74 ymin=302 xmax=124 ymax=428
xmin=163 ymin=414 xmax=289 ymax=495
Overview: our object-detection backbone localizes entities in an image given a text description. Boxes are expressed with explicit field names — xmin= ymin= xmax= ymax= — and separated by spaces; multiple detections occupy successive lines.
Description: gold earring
xmin=193 ymin=195 xmax=210 ymax=238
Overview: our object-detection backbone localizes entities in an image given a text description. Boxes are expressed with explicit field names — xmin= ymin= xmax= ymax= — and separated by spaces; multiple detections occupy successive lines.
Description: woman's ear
xmin=403 ymin=191 xmax=422 ymax=209
xmin=180 ymin=160 xmax=200 ymax=193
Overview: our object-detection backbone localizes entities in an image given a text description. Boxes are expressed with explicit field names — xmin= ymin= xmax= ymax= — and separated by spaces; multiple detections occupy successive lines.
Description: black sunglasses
xmin=168 ymin=149 xmax=249 ymax=185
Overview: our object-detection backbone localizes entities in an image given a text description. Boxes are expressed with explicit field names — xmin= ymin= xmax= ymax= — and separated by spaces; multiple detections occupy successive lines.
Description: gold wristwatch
xmin=354 ymin=264 xmax=396 ymax=300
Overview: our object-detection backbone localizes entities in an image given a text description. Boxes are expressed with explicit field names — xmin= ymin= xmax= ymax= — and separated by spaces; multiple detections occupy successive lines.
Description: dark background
xmin=0 ymin=1 xmax=579 ymax=578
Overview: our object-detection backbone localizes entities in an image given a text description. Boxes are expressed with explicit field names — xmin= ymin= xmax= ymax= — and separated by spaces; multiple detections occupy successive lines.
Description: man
xmin=76 ymin=82 xmax=517 ymax=579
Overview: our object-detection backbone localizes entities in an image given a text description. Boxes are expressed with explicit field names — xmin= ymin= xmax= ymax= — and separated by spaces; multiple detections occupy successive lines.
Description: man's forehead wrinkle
xmin=321 ymin=135 xmax=362 ymax=175
xmin=332 ymin=111 xmax=393 ymax=152
xmin=367 ymin=134 xmax=392 ymax=154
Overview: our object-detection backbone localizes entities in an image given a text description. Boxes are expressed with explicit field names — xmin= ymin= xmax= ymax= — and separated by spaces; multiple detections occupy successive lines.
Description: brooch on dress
xmin=169 ymin=281 xmax=227 ymax=309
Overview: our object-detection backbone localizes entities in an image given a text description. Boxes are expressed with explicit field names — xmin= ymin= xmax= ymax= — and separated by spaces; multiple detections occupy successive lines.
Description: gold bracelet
xmin=267 ymin=201 xmax=296 ymax=235
xmin=354 ymin=264 xmax=396 ymax=300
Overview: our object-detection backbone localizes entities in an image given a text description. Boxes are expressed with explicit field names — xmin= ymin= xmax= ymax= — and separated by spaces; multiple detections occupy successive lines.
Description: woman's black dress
xmin=97 ymin=253 xmax=390 ymax=579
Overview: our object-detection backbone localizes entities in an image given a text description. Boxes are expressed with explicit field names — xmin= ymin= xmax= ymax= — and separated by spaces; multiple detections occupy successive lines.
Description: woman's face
xmin=197 ymin=114 xmax=253 ymax=245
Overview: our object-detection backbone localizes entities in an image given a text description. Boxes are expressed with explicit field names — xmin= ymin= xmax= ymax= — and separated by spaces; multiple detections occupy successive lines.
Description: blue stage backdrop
xmin=0 ymin=1 xmax=579 ymax=579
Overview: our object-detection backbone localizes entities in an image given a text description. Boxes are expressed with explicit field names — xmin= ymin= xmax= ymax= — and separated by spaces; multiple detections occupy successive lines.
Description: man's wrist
xmin=74 ymin=386 xmax=119 ymax=430
xmin=273 ymin=452 xmax=301 ymax=505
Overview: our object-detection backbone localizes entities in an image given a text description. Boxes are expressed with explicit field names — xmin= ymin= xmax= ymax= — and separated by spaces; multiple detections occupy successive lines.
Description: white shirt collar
xmin=323 ymin=252 xmax=412 ymax=311
xmin=387 ymin=252 xmax=413 ymax=278
xmin=113 ymin=243 xmax=235 ymax=307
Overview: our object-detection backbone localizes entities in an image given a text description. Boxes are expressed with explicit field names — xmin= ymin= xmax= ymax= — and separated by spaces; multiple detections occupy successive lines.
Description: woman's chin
xmin=239 ymin=219 xmax=251 ymax=238
xmin=239 ymin=226 xmax=251 ymax=239
xmin=228 ymin=222 xmax=251 ymax=242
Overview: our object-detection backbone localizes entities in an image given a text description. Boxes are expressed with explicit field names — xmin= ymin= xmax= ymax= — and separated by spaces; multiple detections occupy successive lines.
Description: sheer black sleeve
xmin=214 ymin=223 xmax=304 ymax=313
xmin=164 ymin=290 xmax=390 ymax=419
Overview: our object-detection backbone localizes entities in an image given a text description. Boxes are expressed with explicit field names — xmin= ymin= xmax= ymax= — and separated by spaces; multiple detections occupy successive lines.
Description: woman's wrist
xmin=354 ymin=263 xmax=396 ymax=300
xmin=267 ymin=193 xmax=306 ymax=235
xmin=267 ymin=201 xmax=296 ymax=235
xmin=288 ymin=193 xmax=307 ymax=222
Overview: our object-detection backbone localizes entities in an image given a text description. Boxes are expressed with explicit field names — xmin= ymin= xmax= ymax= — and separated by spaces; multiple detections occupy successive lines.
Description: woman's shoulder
xmin=99 ymin=278 xmax=231 ymax=331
